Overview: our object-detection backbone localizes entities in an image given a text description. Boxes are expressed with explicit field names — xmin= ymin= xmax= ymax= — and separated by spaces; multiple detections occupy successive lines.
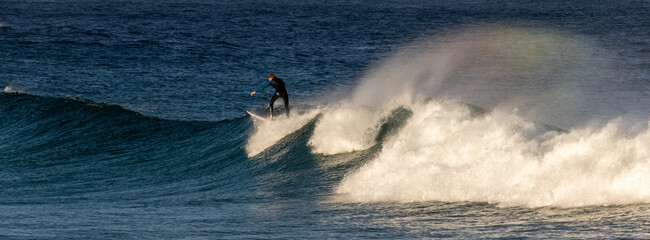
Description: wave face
xmin=0 ymin=92 xmax=252 ymax=203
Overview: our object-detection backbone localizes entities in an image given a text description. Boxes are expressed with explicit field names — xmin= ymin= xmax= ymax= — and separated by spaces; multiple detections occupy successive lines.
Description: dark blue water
xmin=1 ymin=1 xmax=649 ymax=239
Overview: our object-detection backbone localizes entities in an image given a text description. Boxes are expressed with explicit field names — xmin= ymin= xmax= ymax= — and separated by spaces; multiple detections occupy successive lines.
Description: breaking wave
xmin=313 ymin=25 xmax=650 ymax=207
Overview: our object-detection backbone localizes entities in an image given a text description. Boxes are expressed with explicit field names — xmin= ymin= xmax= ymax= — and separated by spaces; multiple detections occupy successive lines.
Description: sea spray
xmin=3 ymin=85 xmax=21 ymax=93
xmin=356 ymin=25 xmax=602 ymax=126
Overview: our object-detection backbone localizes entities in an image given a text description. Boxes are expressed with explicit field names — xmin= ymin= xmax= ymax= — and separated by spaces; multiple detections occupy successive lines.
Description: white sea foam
xmin=335 ymin=100 xmax=650 ymax=207
xmin=246 ymin=109 xmax=321 ymax=157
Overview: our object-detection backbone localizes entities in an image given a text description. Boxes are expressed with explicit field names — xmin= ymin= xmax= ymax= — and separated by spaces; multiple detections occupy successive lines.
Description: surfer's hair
xmin=268 ymin=74 xmax=276 ymax=79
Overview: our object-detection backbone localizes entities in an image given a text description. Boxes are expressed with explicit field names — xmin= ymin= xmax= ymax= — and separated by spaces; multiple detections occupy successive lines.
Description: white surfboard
xmin=246 ymin=110 xmax=270 ymax=121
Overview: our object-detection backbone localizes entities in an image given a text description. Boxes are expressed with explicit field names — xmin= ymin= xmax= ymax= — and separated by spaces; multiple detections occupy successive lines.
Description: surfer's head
xmin=268 ymin=74 xmax=276 ymax=81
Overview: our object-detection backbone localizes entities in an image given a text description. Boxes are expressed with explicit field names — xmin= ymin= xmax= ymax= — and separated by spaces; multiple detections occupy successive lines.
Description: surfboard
xmin=246 ymin=110 xmax=270 ymax=121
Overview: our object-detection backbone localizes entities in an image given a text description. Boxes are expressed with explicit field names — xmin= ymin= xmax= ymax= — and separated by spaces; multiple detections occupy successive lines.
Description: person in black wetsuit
xmin=250 ymin=74 xmax=290 ymax=119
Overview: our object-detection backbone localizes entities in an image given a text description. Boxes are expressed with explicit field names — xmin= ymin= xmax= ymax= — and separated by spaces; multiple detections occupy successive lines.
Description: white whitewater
xmin=335 ymin=100 xmax=650 ymax=207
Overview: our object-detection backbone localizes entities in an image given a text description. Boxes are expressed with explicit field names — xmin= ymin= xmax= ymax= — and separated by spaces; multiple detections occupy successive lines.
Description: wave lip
xmin=246 ymin=108 xmax=321 ymax=157
xmin=335 ymin=100 xmax=650 ymax=207
xmin=308 ymin=104 xmax=386 ymax=155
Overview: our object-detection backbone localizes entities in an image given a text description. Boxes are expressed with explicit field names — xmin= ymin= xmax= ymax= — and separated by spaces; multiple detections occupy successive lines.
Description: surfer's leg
xmin=269 ymin=92 xmax=280 ymax=117
xmin=282 ymin=92 xmax=290 ymax=118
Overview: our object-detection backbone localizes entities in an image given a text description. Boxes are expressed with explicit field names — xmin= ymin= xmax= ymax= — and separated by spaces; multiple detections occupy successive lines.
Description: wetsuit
xmin=255 ymin=77 xmax=290 ymax=117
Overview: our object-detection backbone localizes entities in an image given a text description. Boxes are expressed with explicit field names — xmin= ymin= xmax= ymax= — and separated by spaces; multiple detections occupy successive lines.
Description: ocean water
xmin=1 ymin=0 xmax=649 ymax=239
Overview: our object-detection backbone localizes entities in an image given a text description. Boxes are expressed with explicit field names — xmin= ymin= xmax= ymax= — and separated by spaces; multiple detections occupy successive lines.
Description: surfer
xmin=250 ymin=74 xmax=290 ymax=119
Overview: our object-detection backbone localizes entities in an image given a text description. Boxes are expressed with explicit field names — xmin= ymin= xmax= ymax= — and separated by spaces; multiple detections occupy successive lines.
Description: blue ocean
xmin=1 ymin=1 xmax=649 ymax=239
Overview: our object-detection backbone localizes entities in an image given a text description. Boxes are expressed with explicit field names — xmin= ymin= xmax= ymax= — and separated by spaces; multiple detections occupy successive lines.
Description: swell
xmin=0 ymin=92 xmax=253 ymax=203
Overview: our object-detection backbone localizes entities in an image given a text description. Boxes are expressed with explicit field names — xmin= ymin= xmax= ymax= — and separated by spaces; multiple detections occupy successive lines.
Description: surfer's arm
xmin=255 ymin=82 xmax=271 ymax=92
xmin=251 ymin=82 xmax=271 ymax=96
